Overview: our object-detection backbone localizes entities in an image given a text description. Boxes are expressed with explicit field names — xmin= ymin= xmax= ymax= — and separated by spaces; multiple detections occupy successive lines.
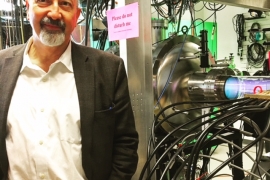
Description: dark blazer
xmin=0 ymin=42 xmax=139 ymax=180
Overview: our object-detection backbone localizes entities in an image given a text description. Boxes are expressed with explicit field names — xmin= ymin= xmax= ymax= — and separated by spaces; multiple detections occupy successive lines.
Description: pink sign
xmin=106 ymin=2 xmax=139 ymax=41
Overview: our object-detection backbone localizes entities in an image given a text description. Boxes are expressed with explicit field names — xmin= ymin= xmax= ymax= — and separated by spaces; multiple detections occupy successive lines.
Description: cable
xmin=192 ymin=1 xmax=204 ymax=12
xmin=217 ymin=117 xmax=270 ymax=179
xmin=154 ymin=30 xmax=189 ymax=108
xmin=149 ymin=99 xmax=248 ymax=175
xmin=140 ymin=98 xmax=254 ymax=180
xmin=176 ymin=0 xmax=186 ymax=34
xmin=203 ymin=2 xmax=226 ymax=11
xmin=247 ymin=42 xmax=266 ymax=68
xmin=82 ymin=0 xmax=113 ymax=46
xmin=205 ymin=101 xmax=270 ymax=180
xmin=245 ymin=116 xmax=264 ymax=180
xmin=200 ymin=154 xmax=260 ymax=179
xmin=248 ymin=22 xmax=261 ymax=43
xmin=153 ymin=99 xmax=250 ymax=147
xmin=151 ymin=99 xmax=252 ymax=180
xmin=184 ymin=100 xmax=266 ymax=179
xmin=84 ymin=0 xmax=93 ymax=46
xmin=232 ymin=14 xmax=245 ymax=54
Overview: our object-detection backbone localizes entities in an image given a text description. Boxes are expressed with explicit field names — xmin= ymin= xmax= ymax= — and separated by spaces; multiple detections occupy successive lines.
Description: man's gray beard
xmin=39 ymin=29 xmax=65 ymax=47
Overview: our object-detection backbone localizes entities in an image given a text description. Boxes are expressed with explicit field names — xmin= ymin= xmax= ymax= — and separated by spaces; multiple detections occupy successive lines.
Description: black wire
xmin=154 ymin=99 xmax=251 ymax=140
xmin=154 ymin=31 xmax=189 ymax=108
xmin=153 ymin=102 xmax=223 ymax=151
xmin=248 ymin=22 xmax=261 ymax=43
xmin=190 ymin=11 xmax=217 ymax=32
xmin=187 ymin=99 xmax=263 ymax=175
xmin=146 ymin=133 xmax=154 ymax=177
xmin=151 ymin=0 xmax=169 ymax=19
xmin=154 ymin=100 xmax=245 ymax=133
xmin=176 ymin=99 xmax=259 ymax=179
xmin=205 ymin=111 xmax=270 ymax=180
xmin=140 ymin=98 xmax=252 ymax=180
xmin=203 ymin=2 xmax=226 ymax=11
xmin=186 ymin=114 xmax=246 ymax=180
xmin=212 ymin=174 xmax=233 ymax=178
xmin=164 ymin=112 xmax=244 ymax=180
xmin=82 ymin=0 xmax=113 ymax=46
xmin=171 ymin=99 xmax=259 ymax=179
xmin=84 ymin=0 xmax=94 ymax=46
xmin=204 ymin=101 xmax=270 ymax=180
xmin=141 ymin=103 xmax=220 ymax=180
xmin=189 ymin=2 xmax=197 ymax=36
xmin=192 ymin=1 xmax=204 ymax=12
xmin=247 ymin=42 xmax=266 ymax=68
xmin=98 ymin=0 xmax=105 ymax=19
xmin=151 ymin=0 xmax=190 ymax=21
xmin=175 ymin=0 xmax=189 ymax=17
xmin=152 ymin=37 xmax=170 ymax=46
xmin=151 ymin=100 xmax=241 ymax=153
xmin=176 ymin=0 xmax=186 ymax=33
xmin=232 ymin=14 xmax=245 ymax=50
xmin=248 ymin=113 xmax=264 ymax=180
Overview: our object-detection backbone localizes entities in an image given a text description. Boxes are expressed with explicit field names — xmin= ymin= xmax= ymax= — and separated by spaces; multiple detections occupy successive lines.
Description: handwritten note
xmin=106 ymin=2 xmax=139 ymax=41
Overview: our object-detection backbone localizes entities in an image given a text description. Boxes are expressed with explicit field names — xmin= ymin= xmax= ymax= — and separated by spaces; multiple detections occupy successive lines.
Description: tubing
xmin=225 ymin=76 xmax=270 ymax=99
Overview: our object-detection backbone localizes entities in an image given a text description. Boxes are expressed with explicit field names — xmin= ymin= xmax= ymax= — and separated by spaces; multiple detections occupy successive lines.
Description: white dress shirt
xmin=6 ymin=38 xmax=87 ymax=180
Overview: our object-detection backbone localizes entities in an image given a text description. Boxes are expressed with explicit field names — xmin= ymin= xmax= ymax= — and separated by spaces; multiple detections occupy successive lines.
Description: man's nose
xmin=47 ymin=2 xmax=62 ymax=20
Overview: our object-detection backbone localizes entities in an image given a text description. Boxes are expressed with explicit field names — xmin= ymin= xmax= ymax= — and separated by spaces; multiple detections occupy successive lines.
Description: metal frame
xmin=203 ymin=0 xmax=270 ymax=11
xmin=124 ymin=0 xmax=153 ymax=179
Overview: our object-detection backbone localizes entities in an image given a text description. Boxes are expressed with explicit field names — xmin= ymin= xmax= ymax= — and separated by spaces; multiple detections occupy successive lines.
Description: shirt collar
xmin=22 ymin=37 xmax=73 ymax=73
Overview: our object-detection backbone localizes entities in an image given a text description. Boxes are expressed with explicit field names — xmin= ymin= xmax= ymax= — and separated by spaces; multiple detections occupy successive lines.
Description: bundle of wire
xmin=232 ymin=14 xmax=245 ymax=51
xmin=139 ymin=98 xmax=270 ymax=180
xmin=202 ymin=2 xmax=226 ymax=11
xmin=82 ymin=0 xmax=113 ymax=46
xmin=151 ymin=0 xmax=188 ymax=20
xmin=247 ymin=42 xmax=266 ymax=68
xmin=248 ymin=22 xmax=261 ymax=43
xmin=0 ymin=0 xmax=26 ymax=48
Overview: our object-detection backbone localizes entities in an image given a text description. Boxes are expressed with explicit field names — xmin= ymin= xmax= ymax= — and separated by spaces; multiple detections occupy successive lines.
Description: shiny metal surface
xmin=204 ymin=68 xmax=235 ymax=99
xmin=124 ymin=0 xmax=153 ymax=180
xmin=188 ymin=68 xmax=236 ymax=101
xmin=153 ymin=35 xmax=203 ymax=136
xmin=203 ymin=0 xmax=270 ymax=11
xmin=153 ymin=34 xmax=241 ymax=136
xmin=151 ymin=19 xmax=168 ymax=50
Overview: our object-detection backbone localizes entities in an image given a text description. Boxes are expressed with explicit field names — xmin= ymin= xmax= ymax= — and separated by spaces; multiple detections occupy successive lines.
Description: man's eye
xmin=60 ymin=1 xmax=72 ymax=7
xmin=36 ymin=0 xmax=49 ymax=4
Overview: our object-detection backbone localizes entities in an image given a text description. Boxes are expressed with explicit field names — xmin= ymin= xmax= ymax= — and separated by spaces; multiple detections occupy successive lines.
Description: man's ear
xmin=25 ymin=0 xmax=29 ymax=20
xmin=25 ymin=0 xmax=29 ymax=9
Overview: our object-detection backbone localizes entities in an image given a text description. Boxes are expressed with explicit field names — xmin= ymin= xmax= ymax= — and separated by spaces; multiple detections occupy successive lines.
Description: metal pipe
xmin=203 ymin=0 xmax=270 ymax=11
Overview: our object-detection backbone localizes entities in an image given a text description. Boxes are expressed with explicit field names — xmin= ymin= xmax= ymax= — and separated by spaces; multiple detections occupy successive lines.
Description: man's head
xmin=26 ymin=0 xmax=81 ymax=47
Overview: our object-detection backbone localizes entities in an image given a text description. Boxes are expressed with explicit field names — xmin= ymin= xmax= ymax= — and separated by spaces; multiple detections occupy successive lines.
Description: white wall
xmin=209 ymin=6 xmax=248 ymax=61
xmin=195 ymin=4 xmax=270 ymax=75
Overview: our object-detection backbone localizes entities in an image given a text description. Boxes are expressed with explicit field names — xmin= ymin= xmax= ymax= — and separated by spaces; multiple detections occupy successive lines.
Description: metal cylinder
xmin=187 ymin=72 xmax=207 ymax=100
xmin=188 ymin=68 xmax=236 ymax=100
xmin=215 ymin=75 xmax=231 ymax=100
xmin=151 ymin=19 xmax=168 ymax=46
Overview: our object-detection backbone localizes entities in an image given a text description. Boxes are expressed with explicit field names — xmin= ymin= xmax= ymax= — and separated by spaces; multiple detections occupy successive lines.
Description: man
xmin=0 ymin=0 xmax=139 ymax=179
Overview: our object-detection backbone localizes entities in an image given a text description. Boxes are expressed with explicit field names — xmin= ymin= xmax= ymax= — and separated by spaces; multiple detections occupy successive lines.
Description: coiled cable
xmin=247 ymin=42 xmax=266 ymax=68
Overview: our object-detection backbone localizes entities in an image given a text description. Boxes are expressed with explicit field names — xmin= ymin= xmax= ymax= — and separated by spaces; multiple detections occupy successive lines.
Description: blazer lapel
xmin=71 ymin=42 xmax=95 ymax=179
xmin=0 ymin=45 xmax=25 ymax=176
xmin=0 ymin=43 xmax=95 ymax=178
